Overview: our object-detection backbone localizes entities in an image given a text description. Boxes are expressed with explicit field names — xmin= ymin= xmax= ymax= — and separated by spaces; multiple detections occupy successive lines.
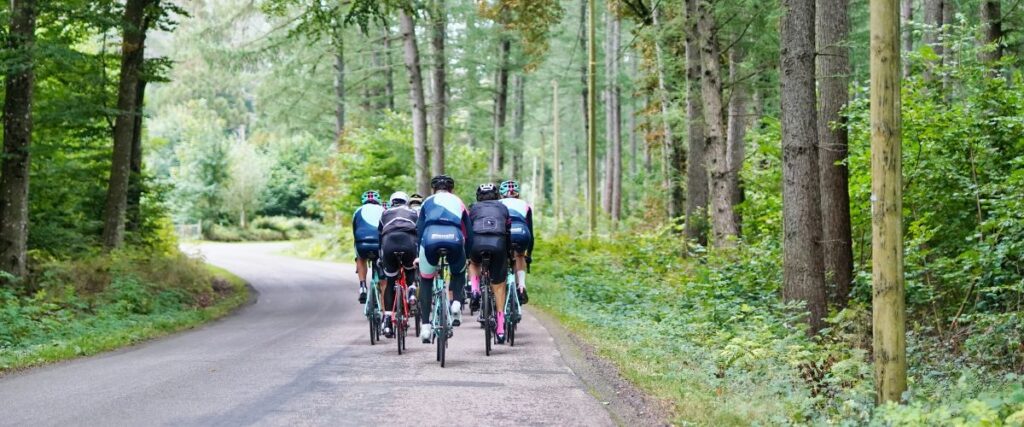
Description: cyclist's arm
xmin=351 ymin=209 xmax=359 ymax=240
xmin=526 ymin=206 xmax=535 ymax=254
xmin=416 ymin=205 xmax=425 ymax=240
xmin=461 ymin=207 xmax=473 ymax=251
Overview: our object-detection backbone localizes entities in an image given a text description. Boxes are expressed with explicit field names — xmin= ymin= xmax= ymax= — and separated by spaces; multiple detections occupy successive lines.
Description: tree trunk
xmin=869 ymin=0 xmax=906 ymax=403
xmin=699 ymin=1 xmax=739 ymax=247
xmin=578 ymin=0 xmax=590 ymax=204
xmin=399 ymin=10 xmax=430 ymax=196
xmin=726 ymin=48 xmax=747 ymax=234
xmin=602 ymin=8 xmax=614 ymax=215
xmin=552 ymin=79 xmax=562 ymax=223
xmin=652 ymin=7 xmax=676 ymax=217
xmin=905 ymin=0 xmax=913 ymax=77
xmin=610 ymin=13 xmax=622 ymax=223
xmin=0 ymin=0 xmax=37 ymax=278
xmin=781 ymin=0 xmax=827 ymax=333
xmin=629 ymin=53 xmax=638 ymax=179
xmin=923 ymin=0 xmax=943 ymax=80
xmin=587 ymin=0 xmax=597 ymax=233
xmin=430 ymin=0 xmax=446 ymax=177
xmin=684 ymin=0 xmax=708 ymax=243
xmin=332 ymin=29 xmax=345 ymax=145
xmin=512 ymin=74 xmax=525 ymax=179
xmin=126 ymin=78 xmax=148 ymax=232
xmin=102 ymin=0 xmax=152 ymax=250
xmin=980 ymin=0 xmax=1002 ymax=63
xmin=383 ymin=26 xmax=395 ymax=111
xmin=491 ymin=37 xmax=511 ymax=180
xmin=817 ymin=0 xmax=854 ymax=307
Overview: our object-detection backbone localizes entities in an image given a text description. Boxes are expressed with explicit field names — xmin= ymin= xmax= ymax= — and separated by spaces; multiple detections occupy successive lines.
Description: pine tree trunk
xmin=552 ymin=79 xmax=562 ymax=223
xmin=102 ymin=0 xmax=152 ymax=250
xmin=491 ymin=38 xmax=511 ymax=180
xmin=781 ymin=0 xmax=828 ymax=333
xmin=126 ymin=78 xmax=148 ymax=232
xmin=726 ymin=48 xmax=748 ymax=233
xmin=684 ymin=0 xmax=708 ymax=243
xmin=651 ymin=6 xmax=677 ymax=218
xmin=817 ymin=0 xmax=854 ymax=307
xmin=383 ymin=26 xmax=395 ymax=111
xmin=512 ymin=74 xmax=526 ymax=179
xmin=980 ymin=0 xmax=1002 ymax=63
xmin=610 ymin=16 xmax=622 ymax=223
xmin=629 ymin=53 xmax=638 ymax=179
xmin=0 ymin=0 xmax=37 ymax=278
xmin=602 ymin=8 xmax=614 ymax=215
xmin=430 ymin=0 xmax=446 ymax=177
xmin=901 ymin=0 xmax=913 ymax=77
xmin=869 ymin=0 xmax=906 ymax=403
xmin=699 ymin=1 xmax=739 ymax=247
xmin=586 ymin=0 xmax=597 ymax=233
xmin=332 ymin=29 xmax=346 ymax=145
xmin=399 ymin=10 xmax=430 ymax=196
xmin=578 ymin=0 xmax=590 ymax=193
xmin=923 ymin=0 xmax=943 ymax=80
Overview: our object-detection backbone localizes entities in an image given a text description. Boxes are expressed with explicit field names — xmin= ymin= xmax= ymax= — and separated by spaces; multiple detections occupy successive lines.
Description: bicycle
xmin=503 ymin=258 xmax=522 ymax=347
xmin=389 ymin=252 xmax=419 ymax=355
xmin=430 ymin=249 xmax=454 ymax=367
xmin=364 ymin=258 xmax=384 ymax=345
xmin=479 ymin=252 xmax=497 ymax=356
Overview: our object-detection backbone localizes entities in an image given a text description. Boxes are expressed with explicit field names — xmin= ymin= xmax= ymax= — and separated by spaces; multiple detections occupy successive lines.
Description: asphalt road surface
xmin=0 ymin=242 xmax=616 ymax=426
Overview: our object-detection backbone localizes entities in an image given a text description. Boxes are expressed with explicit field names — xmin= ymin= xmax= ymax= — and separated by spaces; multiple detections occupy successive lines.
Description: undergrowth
xmin=530 ymin=230 xmax=1023 ymax=426
xmin=0 ymin=248 xmax=249 ymax=372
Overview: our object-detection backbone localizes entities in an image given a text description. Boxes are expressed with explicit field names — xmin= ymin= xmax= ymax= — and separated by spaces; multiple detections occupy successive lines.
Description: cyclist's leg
xmin=447 ymin=241 xmax=467 ymax=325
xmin=418 ymin=244 xmax=438 ymax=327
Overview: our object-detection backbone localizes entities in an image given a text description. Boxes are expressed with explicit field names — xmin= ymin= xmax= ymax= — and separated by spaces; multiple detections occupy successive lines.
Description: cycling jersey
xmin=416 ymin=191 xmax=471 ymax=325
xmin=352 ymin=203 xmax=385 ymax=258
xmin=500 ymin=197 xmax=534 ymax=254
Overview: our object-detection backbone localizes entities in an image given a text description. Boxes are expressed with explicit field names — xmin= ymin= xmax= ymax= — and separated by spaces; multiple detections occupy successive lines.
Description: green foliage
xmin=204 ymin=216 xmax=320 ymax=242
xmin=0 ymin=249 xmax=248 ymax=371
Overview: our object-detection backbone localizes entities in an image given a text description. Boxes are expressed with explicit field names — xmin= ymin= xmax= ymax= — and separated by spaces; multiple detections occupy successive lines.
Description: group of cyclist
xmin=351 ymin=175 xmax=534 ymax=346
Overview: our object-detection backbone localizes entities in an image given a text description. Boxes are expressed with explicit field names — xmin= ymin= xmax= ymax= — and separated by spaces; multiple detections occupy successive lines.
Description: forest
xmin=1 ymin=0 xmax=1023 ymax=424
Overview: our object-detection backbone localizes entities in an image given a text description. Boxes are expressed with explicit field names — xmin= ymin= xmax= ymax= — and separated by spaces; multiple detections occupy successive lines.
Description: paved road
xmin=0 ymin=243 xmax=615 ymax=426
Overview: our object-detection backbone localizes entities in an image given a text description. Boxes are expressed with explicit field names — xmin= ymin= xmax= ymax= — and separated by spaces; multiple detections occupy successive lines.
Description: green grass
xmin=0 ymin=253 xmax=250 ymax=373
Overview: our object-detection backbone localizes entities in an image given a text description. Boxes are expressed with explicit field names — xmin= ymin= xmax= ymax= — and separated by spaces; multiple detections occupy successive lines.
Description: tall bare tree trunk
xmin=0 ymin=0 xmax=37 ymax=278
xmin=126 ymin=77 xmax=147 ymax=232
xmin=430 ymin=0 xmax=446 ymax=177
xmin=870 ymin=0 xmax=906 ymax=403
xmin=578 ymin=0 xmax=590 ymax=196
xmin=610 ymin=13 xmax=622 ymax=222
xmin=512 ymin=74 xmax=525 ymax=179
xmin=331 ymin=28 xmax=345 ymax=145
xmin=587 ymin=0 xmax=597 ymax=233
xmin=726 ymin=48 xmax=748 ymax=233
xmin=699 ymin=1 xmax=739 ymax=247
xmin=980 ymin=0 xmax=1002 ymax=63
xmin=629 ymin=53 xmax=638 ymax=179
xmin=400 ymin=10 xmax=430 ymax=196
xmin=684 ymin=0 xmax=708 ymax=243
xmin=901 ymin=0 xmax=913 ymax=78
xmin=383 ymin=26 xmax=395 ymax=111
xmin=923 ymin=0 xmax=943 ymax=80
xmin=817 ymin=0 xmax=854 ymax=307
xmin=491 ymin=37 xmax=511 ymax=180
xmin=781 ymin=0 xmax=828 ymax=333
xmin=602 ymin=9 xmax=614 ymax=215
xmin=102 ymin=0 xmax=153 ymax=250
xmin=552 ymin=79 xmax=562 ymax=223
xmin=651 ymin=6 xmax=678 ymax=219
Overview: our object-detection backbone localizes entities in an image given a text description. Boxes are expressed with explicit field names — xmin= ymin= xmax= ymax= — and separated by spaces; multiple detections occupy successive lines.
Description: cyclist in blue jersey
xmin=499 ymin=180 xmax=533 ymax=304
xmin=417 ymin=175 xmax=472 ymax=343
xmin=354 ymin=190 xmax=385 ymax=304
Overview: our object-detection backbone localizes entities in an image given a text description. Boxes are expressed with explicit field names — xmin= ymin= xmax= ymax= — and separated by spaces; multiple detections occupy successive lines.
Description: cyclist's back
xmin=417 ymin=175 xmax=471 ymax=342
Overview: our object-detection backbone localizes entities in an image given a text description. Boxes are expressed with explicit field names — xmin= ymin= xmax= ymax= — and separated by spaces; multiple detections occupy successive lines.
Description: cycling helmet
xmin=476 ymin=183 xmax=500 ymax=201
xmin=431 ymin=175 xmax=455 ymax=191
xmin=390 ymin=191 xmax=409 ymax=206
xmin=361 ymin=190 xmax=382 ymax=205
xmin=409 ymin=193 xmax=424 ymax=206
xmin=499 ymin=180 xmax=520 ymax=198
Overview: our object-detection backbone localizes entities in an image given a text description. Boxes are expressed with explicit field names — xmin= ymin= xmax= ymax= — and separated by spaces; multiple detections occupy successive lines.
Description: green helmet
xmin=361 ymin=190 xmax=382 ymax=205
xmin=499 ymin=180 xmax=520 ymax=197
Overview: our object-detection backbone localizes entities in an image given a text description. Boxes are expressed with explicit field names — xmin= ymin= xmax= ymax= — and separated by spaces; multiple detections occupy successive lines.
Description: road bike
xmin=503 ymin=259 xmax=522 ymax=347
xmin=479 ymin=252 xmax=497 ymax=356
xmin=364 ymin=258 xmax=384 ymax=345
xmin=389 ymin=252 xmax=419 ymax=355
xmin=430 ymin=249 xmax=453 ymax=367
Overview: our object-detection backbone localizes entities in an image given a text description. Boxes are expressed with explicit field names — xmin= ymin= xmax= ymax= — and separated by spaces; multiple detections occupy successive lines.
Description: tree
xmin=684 ymin=0 xmax=708 ymax=243
xmin=511 ymin=74 xmax=526 ymax=179
xmin=0 ymin=0 xmax=38 ymax=277
xmin=781 ymin=0 xmax=827 ymax=333
xmin=870 ymin=0 xmax=906 ymax=403
xmin=102 ymin=0 xmax=156 ymax=250
xmin=224 ymin=141 xmax=271 ymax=228
xmin=331 ymin=26 xmax=346 ymax=143
xmin=979 ymin=0 xmax=1002 ymax=63
xmin=817 ymin=0 xmax=854 ymax=306
xmin=725 ymin=47 xmax=748 ymax=231
xmin=602 ymin=7 xmax=622 ymax=220
xmin=430 ymin=0 xmax=447 ymax=176
xmin=699 ymin=0 xmax=739 ymax=247
xmin=491 ymin=36 xmax=511 ymax=179
xmin=399 ymin=9 xmax=430 ymax=195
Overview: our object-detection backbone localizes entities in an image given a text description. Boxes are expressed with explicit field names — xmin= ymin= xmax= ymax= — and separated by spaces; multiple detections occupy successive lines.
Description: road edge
xmin=530 ymin=308 xmax=672 ymax=427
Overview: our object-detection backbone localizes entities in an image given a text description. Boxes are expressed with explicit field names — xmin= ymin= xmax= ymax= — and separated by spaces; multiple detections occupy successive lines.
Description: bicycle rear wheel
xmin=396 ymin=287 xmax=405 ymax=355
xmin=438 ymin=302 xmax=448 ymax=367
xmin=368 ymin=292 xmax=378 ymax=346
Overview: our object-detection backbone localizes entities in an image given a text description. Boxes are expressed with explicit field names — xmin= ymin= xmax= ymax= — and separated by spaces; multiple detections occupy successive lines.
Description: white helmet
xmin=390 ymin=191 xmax=409 ymax=205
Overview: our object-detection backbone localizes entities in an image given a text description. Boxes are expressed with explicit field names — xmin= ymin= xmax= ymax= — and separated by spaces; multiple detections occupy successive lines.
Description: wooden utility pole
xmin=587 ymin=0 xmax=597 ymax=234
xmin=870 ymin=0 xmax=906 ymax=404
xmin=552 ymin=79 xmax=562 ymax=224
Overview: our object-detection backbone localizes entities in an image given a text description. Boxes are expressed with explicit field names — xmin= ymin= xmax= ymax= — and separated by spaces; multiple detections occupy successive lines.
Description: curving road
xmin=0 ymin=243 xmax=615 ymax=426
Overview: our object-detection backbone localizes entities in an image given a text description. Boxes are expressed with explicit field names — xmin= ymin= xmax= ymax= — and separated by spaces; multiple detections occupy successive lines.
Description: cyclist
xmin=354 ymin=190 xmax=385 ymax=304
xmin=409 ymin=193 xmax=424 ymax=211
xmin=417 ymin=175 xmax=471 ymax=343
xmin=499 ymin=180 xmax=533 ymax=304
xmin=467 ymin=183 xmax=512 ymax=344
xmin=378 ymin=191 xmax=419 ymax=338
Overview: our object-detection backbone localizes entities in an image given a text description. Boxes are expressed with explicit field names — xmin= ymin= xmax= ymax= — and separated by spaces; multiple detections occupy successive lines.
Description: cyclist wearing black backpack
xmin=467 ymin=183 xmax=512 ymax=344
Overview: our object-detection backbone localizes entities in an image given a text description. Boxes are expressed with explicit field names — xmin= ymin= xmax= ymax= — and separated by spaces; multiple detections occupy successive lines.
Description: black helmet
xmin=431 ymin=175 xmax=455 ymax=191
xmin=409 ymin=193 xmax=424 ymax=206
xmin=476 ymin=183 xmax=499 ymax=201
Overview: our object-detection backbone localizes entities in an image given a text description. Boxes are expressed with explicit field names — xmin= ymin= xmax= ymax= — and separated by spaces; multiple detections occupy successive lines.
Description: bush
xmin=205 ymin=216 xmax=319 ymax=242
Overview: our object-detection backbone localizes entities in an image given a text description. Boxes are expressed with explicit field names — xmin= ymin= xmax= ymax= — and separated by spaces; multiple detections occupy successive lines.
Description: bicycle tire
xmin=483 ymin=270 xmax=492 ymax=356
xmin=368 ymin=291 xmax=377 ymax=346
xmin=438 ymin=300 xmax=448 ymax=367
xmin=396 ymin=287 xmax=405 ymax=355
xmin=508 ymin=315 xmax=516 ymax=346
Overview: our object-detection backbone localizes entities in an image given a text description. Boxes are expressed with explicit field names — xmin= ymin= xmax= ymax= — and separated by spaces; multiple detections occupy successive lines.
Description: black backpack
xmin=470 ymin=200 xmax=509 ymax=236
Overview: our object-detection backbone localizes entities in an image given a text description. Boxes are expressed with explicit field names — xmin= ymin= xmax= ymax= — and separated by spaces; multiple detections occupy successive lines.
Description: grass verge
xmin=0 ymin=250 xmax=250 ymax=373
